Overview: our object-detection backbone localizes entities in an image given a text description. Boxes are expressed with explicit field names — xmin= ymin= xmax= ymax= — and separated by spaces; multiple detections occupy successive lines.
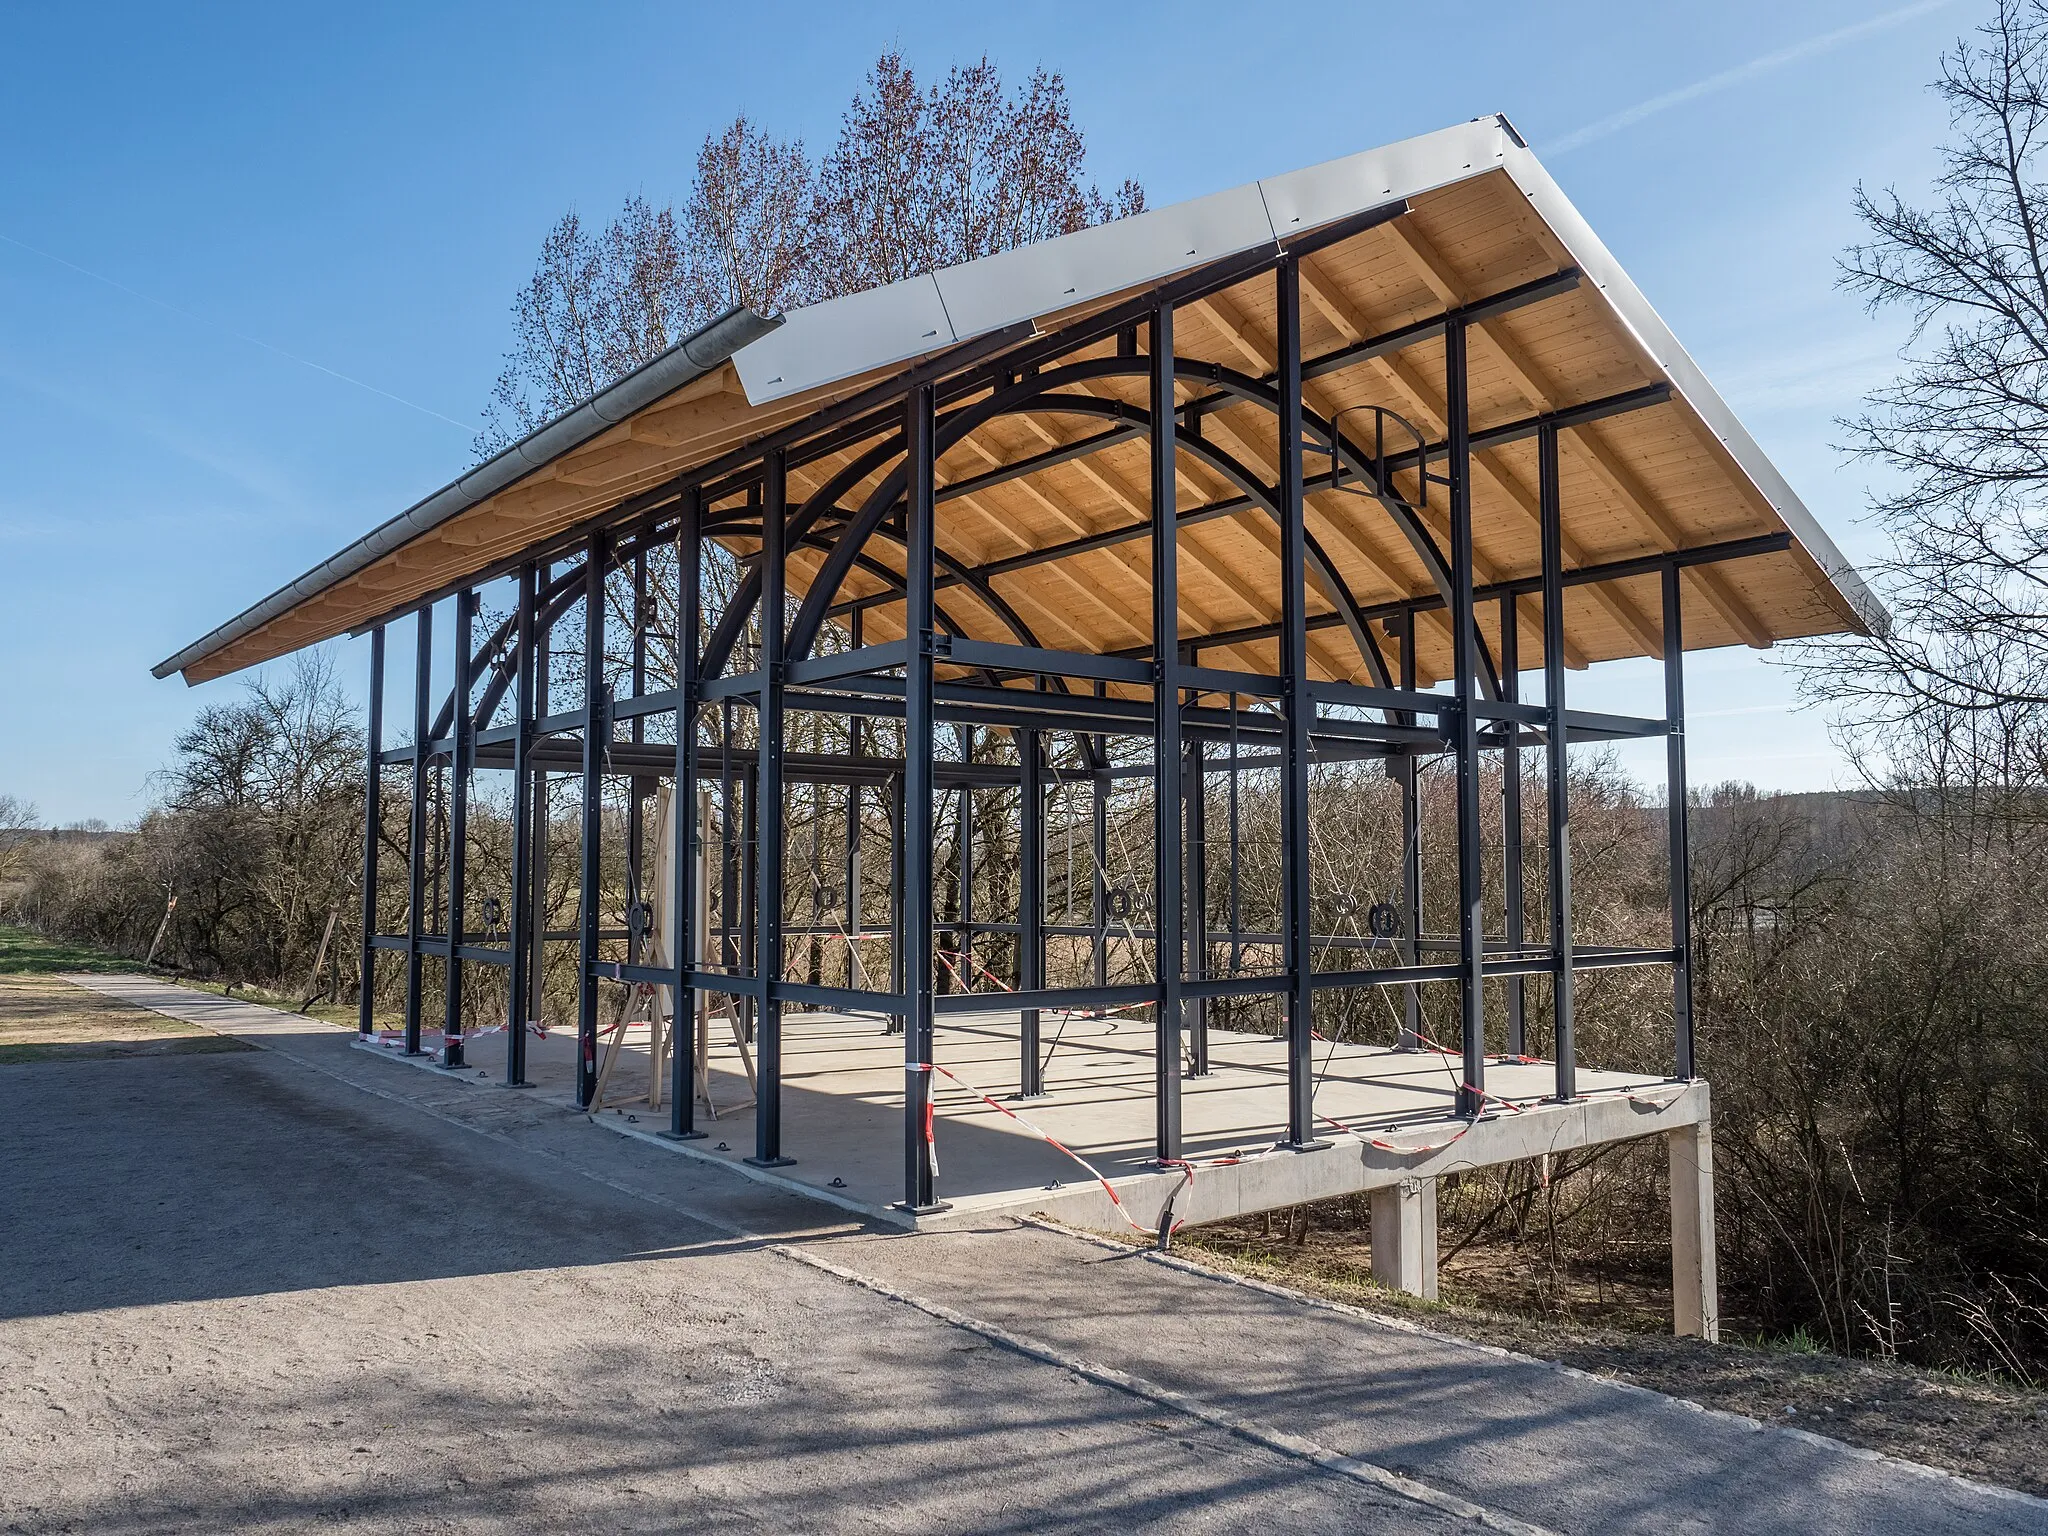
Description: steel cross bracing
xmin=358 ymin=230 xmax=1715 ymax=1209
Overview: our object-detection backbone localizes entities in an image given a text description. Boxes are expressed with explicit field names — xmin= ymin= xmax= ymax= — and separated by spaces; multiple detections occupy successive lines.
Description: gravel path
xmin=1 ymin=976 xmax=2038 ymax=1535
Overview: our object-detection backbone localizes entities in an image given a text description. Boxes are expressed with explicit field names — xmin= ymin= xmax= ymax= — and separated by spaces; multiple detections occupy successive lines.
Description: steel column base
xmin=1283 ymin=1138 xmax=1333 ymax=1153
xmin=500 ymin=1080 xmax=536 ymax=1090
xmin=745 ymin=1154 xmax=797 ymax=1169
xmin=894 ymin=1200 xmax=953 ymax=1216
xmin=659 ymin=1128 xmax=709 ymax=1142
xmin=1007 ymin=1092 xmax=1053 ymax=1103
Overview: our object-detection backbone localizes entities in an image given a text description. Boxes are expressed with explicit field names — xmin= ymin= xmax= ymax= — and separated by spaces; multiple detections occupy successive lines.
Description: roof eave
xmin=153 ymin=304 xmax=785 ymax=684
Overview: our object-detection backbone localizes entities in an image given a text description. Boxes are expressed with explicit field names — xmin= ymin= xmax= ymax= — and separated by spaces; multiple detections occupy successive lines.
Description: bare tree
xmin=1815 ymin=0 xmax=2048 ymax=761
xmin=0 ymin=793 xmax=39 ymax=887
xmin=478 ymin=51 xmax=1143 ymax=458
xmin=811 ymin=53 xmax=1144 ymax=294
xmin=681 ymin=114 xmax=825 ymax=321
xmin=477 ymin=198 xmax=695 ymax=453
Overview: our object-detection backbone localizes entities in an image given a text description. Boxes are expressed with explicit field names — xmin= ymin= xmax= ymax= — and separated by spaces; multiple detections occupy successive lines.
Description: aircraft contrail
xmin=0 ymin=229 xmax=476 ymax=433
xmin=1547 ymin=0 xmax=1958 ymax=156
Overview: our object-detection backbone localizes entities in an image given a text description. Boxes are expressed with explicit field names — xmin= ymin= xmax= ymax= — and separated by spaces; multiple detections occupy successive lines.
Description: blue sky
xmin=0 ymin=1 xmax=1965 ymax=824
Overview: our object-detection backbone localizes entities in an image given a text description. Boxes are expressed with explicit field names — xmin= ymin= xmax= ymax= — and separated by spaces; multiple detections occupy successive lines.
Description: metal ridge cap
xmin=153 ymin=305 xmax=783 ymax=682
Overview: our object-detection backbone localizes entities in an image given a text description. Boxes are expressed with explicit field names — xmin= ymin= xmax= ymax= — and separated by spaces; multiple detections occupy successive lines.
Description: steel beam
xmin=1540 ymin=424 xmax=1577 ymax=1101
xmin=1501 ymin=592 xmax=1526 ymax=1057
xmin=358 ymin=626 xmax=384 ymax=1040
xmin=403 ymin=606 xmax=432 ymax=1056
xmin=1447 ymin=318 xmax=1488 ymax=1118
xmin=440 ymin=589 xmax=473 ymax=1069
xmin=1277 ymin=258 xmax=1322 ymax=1149
xmin=1152 ymin=302 xmax=1185 ymax=1163
xmin=900 ymin=385 xmax=943 ymax=1211
xmin=1665 ymin=561 xmax=1696 ymax=1079
xmin=1017 ymin=728 xmax=1045 ymax=1097
xmin=505 ymin=565 xmax=536 ymax=1087
xmin=750 ymin=453 xmax=793 ymax=1168
xmin=576 ymin=535 xmax=606 ymax=1108
xmin=667 ymin=489 xmax=705 ymax=1138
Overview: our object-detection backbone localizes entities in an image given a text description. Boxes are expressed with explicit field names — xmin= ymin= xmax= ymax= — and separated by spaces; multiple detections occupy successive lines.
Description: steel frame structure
xmin=355 ymin=221 xmax=1716 ymax=1214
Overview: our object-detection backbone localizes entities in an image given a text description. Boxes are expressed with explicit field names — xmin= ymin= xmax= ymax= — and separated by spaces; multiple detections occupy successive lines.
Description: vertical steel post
xmin=1278 ymin=257 xmax=1320 ymax=1147
xmin=1017 ymin=728 xmax=1045 ymax=1096
xmin=1447 ymin=317 xmax=1488 ymax=1118
xmin=529 ymin=563 xmax=550 ymax=1040
xmin=505 ymin=565 xmax=536 ymax=1087
xmin=1091 ymin=761 xmax=1108 ymax=990
xmin=404 ymin=605 xmax=432 ymax=1056
xmin=1501 ymin=593 xmax=1526 ymax=1058
xmin=1227 ymin=700 xmax=1242 ymax=975
xmin=1397 ymin=610 xmax=1422 ymax=1051
xmin=1664 ymin=561 xmax=1696 ymax=1079
xmin=1184 ymin=730 xmax=1210 ymax=1075
xmin=751 ymin=451 xmax=792 ymax=1167
xmin=901 ymin=386 xmax=943 ymax=1210
xmin=668 ymin=488 xmax=705 ymax=1137
xmin=576 ymin=533 xmax=606 ymax=1109
xmin=358 ymin=626 xmax=385 ymax=1040
xmin=956 ymin=728 xmax=974 ymax=985
xmin=1539 ymin=424 xmax=1576 ymax=1101
xmin=719 ymin=696 xmax=737 ymax=976
xmin=440 ymin=589 xmax=473 ymax=1069
xmin=1151 ymin=302 xmax=1184 ymax=1161
xmin=845 ymin=605 xmax=864 ymax=992
xmin=626 ymin=553 xmax=648 ymax=985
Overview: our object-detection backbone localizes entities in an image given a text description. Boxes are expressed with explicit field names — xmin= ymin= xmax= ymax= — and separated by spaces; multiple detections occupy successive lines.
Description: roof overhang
xmin=157 ymin=115 xmax=1884 ymax=686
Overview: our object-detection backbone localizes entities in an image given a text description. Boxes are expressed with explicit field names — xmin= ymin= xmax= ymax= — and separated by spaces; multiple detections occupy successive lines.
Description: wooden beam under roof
xmin=1386 ymin=213 xmax=1772 ymax=651
xmin=1300 ymin=250 xmax=1655 ymax=661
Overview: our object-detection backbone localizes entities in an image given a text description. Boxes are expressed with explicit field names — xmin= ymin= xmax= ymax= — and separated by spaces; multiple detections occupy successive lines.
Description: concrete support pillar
xmin=1370 ymin=1177 xmax=1439 ymax=1301
xmin=1669 ymin=1118 xmax=1718 ymax=1340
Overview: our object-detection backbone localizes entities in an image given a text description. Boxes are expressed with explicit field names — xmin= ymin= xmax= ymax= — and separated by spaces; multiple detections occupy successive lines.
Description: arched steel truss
xmin=357 ymin=248 xmax=1718 ymax=1217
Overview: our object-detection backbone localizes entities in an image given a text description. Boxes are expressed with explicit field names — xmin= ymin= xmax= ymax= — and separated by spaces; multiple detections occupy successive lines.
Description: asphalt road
xmin=2 ymin=982 xmax=2041 ymax=1535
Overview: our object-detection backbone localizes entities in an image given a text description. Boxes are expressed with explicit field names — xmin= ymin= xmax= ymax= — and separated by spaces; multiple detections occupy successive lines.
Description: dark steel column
xmin=1184 ymin=731 xmax=1210 ymax=1075
xmin=845 ymin=615 xmax=864 ymax=993
xmin=357 ymin=625 xmax=384 ymax=1040
xmin=404 ymin=605 xmax=432 ymax=1056
xmin=1277 ymin=257 xmax=1321 ymax=1148
xmin=1397 ymin=610 xmax=1422 ymax=1051
xmin=719 ymin=696 xmax=737 ymax=976
xmin=1501 ymin=593 xmax=1526 ymax=1058
xmin=1091 ymin=763 xmax=1108 ymax=990
xmin=576 ymin=534 xmax=607 ymax=1109
xmin=505 ymin=565 xmax=536 ymax=1087
xmin=1017 ymin=728 xmax=1046 ymax=1097
xmin=1664 ymin=561 xmax=1696 ymax=1079
xmin=901 ymin=386 xmax=943 ymax=1210
xmin=750 ymin=451 xmax=793 ymax=1167
xmin=440 ymin=589 xmax=473 ymax=1069
xmin=668 ymin=489 xmax=705 ymax=1137
xmin=529 ymin=563 xmax=551 ymax=1042
xmin=1151 ymin=302 xmax=1185 ymax=1161
xmin=956 ymin=730 xmax=974 ymax=986
xmin=1539 ymin=424 xmax=1577 ymax=1101
xmin=1447 ymin=317 xmax=1488 ymax=1118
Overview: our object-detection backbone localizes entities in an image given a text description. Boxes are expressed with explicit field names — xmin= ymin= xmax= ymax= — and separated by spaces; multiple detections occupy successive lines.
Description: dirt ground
xmin=1170 ymin=1221 xmax=2048 ymax=1499
xmin=0 ymin=971 xmax=251 ymax=1063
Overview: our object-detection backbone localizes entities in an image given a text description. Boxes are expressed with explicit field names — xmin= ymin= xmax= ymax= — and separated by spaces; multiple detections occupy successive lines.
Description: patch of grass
xmin=0 ymin=969 xmax=250 ymax=1064
xmin=0 ymin=924 xmax=136 ymax=975
xmin=0 ymin=1034 xmax=250 ymax=1065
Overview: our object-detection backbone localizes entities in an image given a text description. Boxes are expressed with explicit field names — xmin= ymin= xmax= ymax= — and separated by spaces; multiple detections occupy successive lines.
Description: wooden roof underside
xmin=185 ymin=169 xmax=1864 ymax=686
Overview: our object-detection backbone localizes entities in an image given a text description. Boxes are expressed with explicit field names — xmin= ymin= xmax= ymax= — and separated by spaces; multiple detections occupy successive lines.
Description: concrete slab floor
xmin=357 ymin=1005 xmax=1694 ymax=1233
